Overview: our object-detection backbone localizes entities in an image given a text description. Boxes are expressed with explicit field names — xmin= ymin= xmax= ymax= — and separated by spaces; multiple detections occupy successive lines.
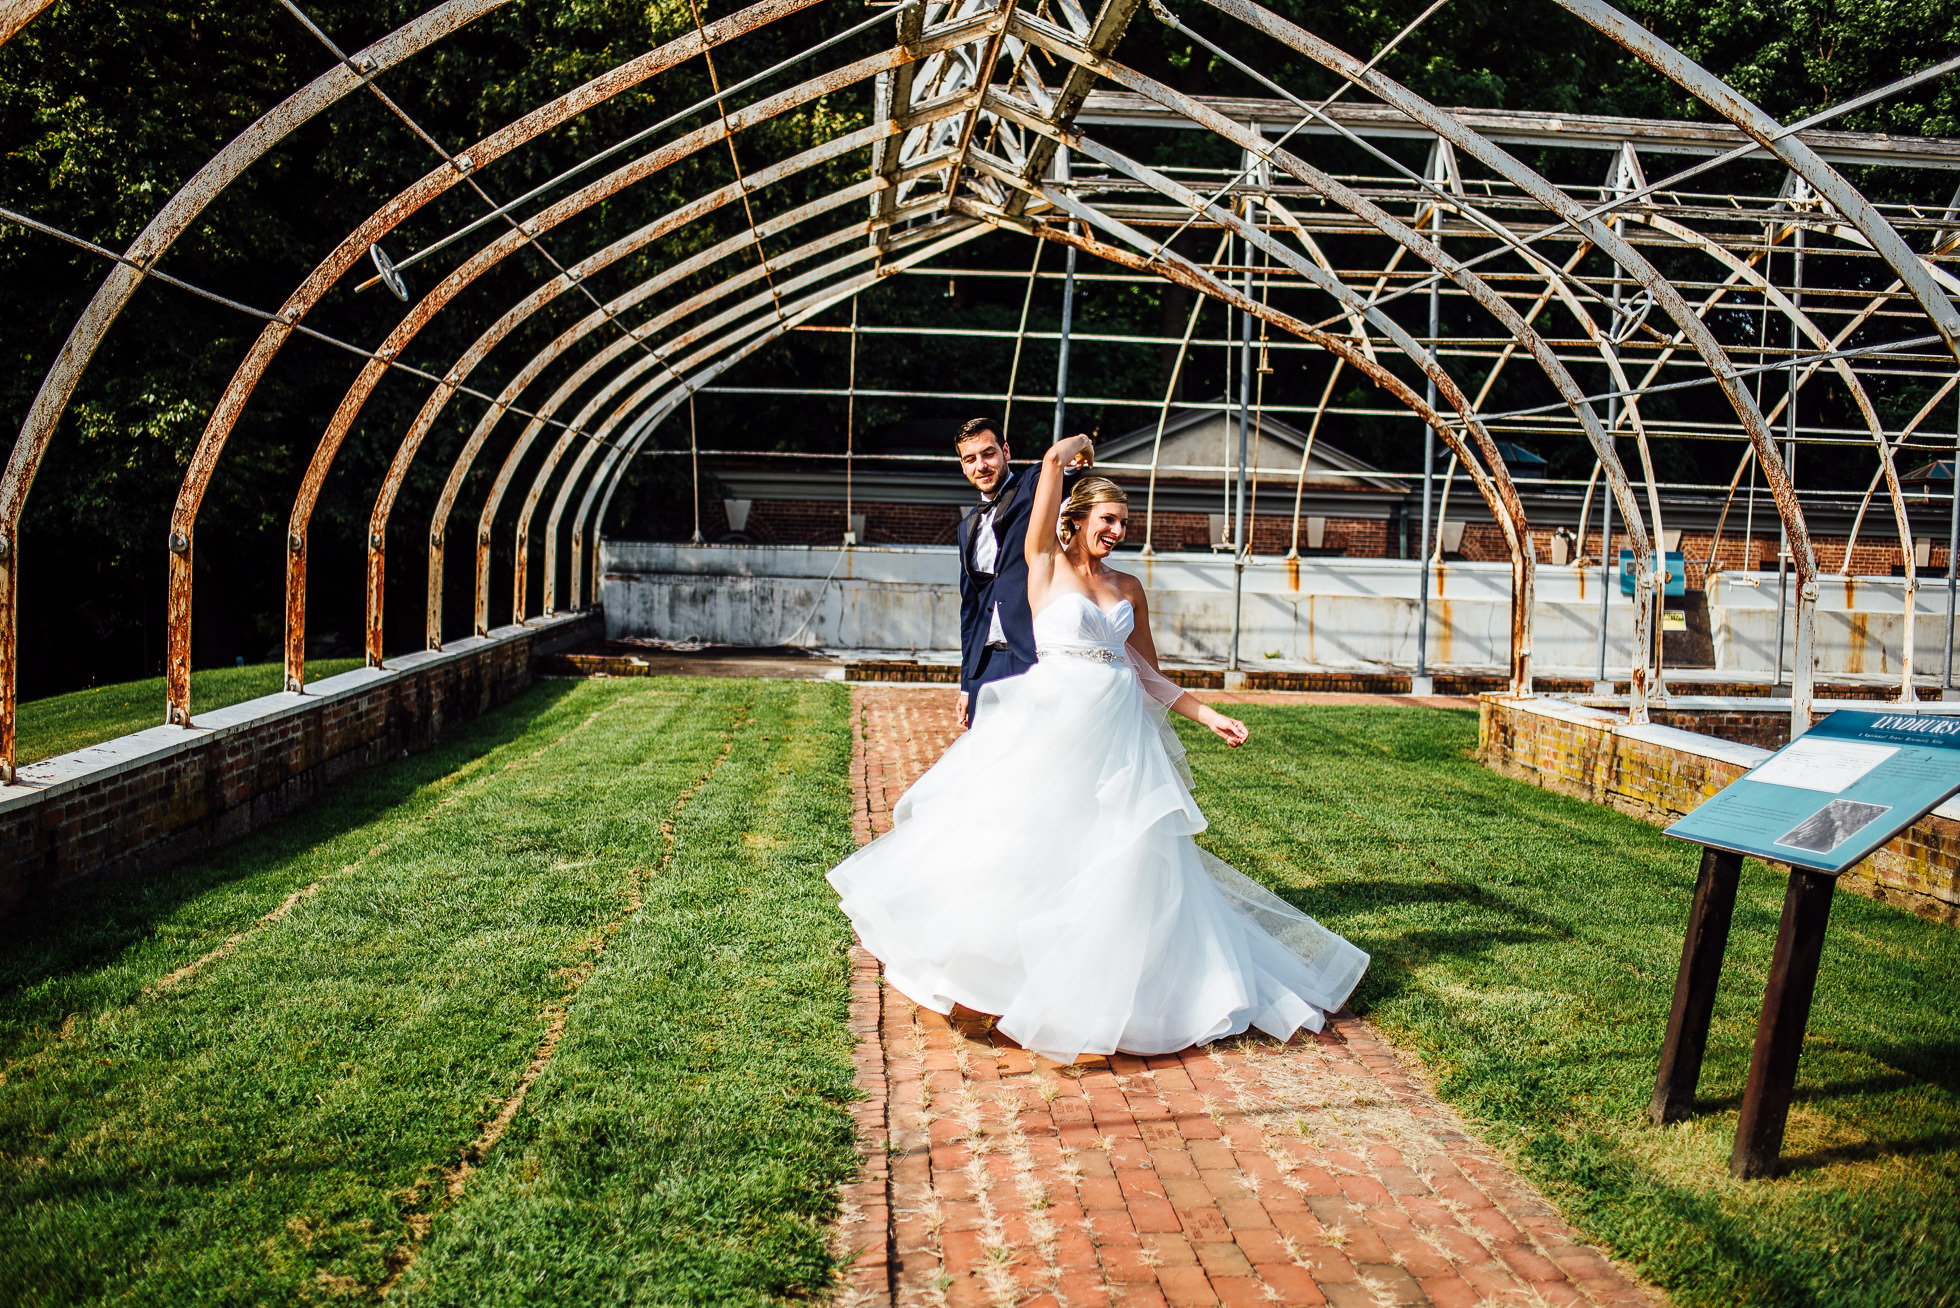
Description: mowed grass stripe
xmin=1 ymin=680 xmax=608 ymax=1058
xmin=1181 ymin=704 xmax=1960 ymax=1308
xmin=391 ymin=681 xmax=860 ymax=1306
xmin=0 ymin=679 xmax=760 ymax=1306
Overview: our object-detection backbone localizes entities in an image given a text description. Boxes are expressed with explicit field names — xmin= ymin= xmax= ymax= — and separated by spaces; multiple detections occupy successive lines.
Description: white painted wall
xmin=597 ymin=543 xmax=1960 ymax=678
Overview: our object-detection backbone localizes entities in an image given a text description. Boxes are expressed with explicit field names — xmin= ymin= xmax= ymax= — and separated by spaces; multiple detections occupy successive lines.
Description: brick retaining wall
xmin=0 ymin=612 xmax=603 ymax=919
xmin=1477 ymin=694 xmax=1960 ymax=926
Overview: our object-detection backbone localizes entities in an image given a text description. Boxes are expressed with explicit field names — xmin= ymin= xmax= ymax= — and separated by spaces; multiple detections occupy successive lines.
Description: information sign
xmin=1666 ymin=709 xmax=1960 ymax=874
xmin=1619 ymin=549 xmax=1687 ymax=597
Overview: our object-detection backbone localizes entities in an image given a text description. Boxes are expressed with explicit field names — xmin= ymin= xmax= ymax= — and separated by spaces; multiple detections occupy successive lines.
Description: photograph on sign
xmin=1667 ymin=710 xmax=1960 ymax=874
xmin=1774 ymin=799 xmax=1892 ymax=855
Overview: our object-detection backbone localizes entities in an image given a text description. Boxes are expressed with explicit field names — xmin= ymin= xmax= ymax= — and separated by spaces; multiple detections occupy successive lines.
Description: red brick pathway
xmin=836 ymin=686 xmax=1658 ymax=1308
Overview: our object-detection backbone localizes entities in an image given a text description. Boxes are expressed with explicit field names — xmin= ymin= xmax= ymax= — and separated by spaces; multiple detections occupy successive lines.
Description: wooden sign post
xmin=1657 ymin=710 xmax=1960 ymax=1178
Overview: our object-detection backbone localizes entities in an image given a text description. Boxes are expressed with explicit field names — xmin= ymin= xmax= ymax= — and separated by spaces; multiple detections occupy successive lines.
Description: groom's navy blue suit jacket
xmin=957 ymin=467 xmax=1077 ymax=703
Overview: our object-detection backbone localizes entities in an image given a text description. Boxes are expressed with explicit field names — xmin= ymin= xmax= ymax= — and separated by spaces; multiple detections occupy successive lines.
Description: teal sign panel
xmin=1619 ymin=550 xmax=1687 ymax=597
xmin=1666 ymin=710 xmax=1960 ymax=874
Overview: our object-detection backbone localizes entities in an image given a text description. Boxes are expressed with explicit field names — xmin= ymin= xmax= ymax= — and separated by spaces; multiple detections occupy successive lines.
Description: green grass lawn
xmin=0 ymin=677 xmax=858 ymax=1306
xmin=1184 ymin=704 xmax=1960 ymax=1308
xmin=16 ymin=659 xmax=365 ymax=766
xmin=5 ymin=686 xmax=1955 ymax=1307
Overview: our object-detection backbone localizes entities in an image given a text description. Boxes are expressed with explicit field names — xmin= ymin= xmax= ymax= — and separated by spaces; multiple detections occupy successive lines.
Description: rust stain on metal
xmin=156 ymin=0 xmax=816 ymax=713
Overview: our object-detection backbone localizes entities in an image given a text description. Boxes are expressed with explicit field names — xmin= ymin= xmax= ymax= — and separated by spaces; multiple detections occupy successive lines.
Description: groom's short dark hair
xmin=955 ymin=416 xmax=1002 ymax=448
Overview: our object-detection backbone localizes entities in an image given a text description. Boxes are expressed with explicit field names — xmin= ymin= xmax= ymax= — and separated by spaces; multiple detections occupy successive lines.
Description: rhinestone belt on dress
xmin=1038 ymin=645 xmax=1123 ymax=664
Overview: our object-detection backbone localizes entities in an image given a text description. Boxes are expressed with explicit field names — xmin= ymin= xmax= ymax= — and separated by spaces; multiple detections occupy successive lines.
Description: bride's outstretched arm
xmin=1118 ymin=577 xmax=1250 ymax=747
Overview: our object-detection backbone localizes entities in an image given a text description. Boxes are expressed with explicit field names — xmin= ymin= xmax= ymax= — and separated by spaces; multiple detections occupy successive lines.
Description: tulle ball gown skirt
xmin=828 ymin=655 xmax=1368 ymax=1064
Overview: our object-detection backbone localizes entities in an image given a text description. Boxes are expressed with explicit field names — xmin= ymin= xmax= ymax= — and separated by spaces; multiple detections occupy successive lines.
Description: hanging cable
xmin=0 ymin=201 xmax=632 ymax=458
xmin=276 ymin=0 xmax=690 ymax=392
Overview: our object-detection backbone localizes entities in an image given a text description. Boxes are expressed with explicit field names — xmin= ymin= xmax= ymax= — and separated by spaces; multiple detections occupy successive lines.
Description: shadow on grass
xmin=0 ymin=679 xmax=582 ymax=1019
xmin=1780 ymin=1129 xmax=1960 ymax=1174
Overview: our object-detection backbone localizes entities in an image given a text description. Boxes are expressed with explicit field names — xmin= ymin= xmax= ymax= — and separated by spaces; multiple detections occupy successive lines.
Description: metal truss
xmin=4 ymin=0 xmax=1960 ymax=780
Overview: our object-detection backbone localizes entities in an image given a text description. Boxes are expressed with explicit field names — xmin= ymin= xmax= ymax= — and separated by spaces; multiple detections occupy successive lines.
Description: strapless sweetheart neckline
xmin=1038 ymin=591 xmax=1131 ymax=621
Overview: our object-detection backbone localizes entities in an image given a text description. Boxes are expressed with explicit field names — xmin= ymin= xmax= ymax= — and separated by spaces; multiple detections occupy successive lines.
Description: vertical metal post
xmin=1051 ymin=147 xmax=1075 ymax=446
xmin=1230 ymin=202 xmax=1254 ymax=672
xmin=1775 ymin=227 xmax=1803 ymax=689
xmin=844 ymin=295 xmax=858 ymax=545
xmin=1595 ymin=226 xmax=1626 ymax=695
xmin=1946 ymin=411 xmax=1959 ymax=697
xmin=1596 ymin=470 xmax=1614 ymax=691
xmin=1413 ymin=195 xmax=1441 ymax=692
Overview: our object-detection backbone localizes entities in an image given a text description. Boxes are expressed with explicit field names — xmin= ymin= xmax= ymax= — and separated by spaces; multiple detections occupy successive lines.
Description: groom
xmin=954 ymin=417 xmax=1083 ymax=727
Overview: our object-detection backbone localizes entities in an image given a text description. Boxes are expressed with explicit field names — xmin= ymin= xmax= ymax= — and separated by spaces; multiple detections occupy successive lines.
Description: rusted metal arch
xmin=509 ymin=219 xmax=974 ymax=625
xmin=1620 ymin=211 xmax=1920 ymax=695
xmin=150 ymin=0 xmax=819 ymax=731
xmin=1557 ymin=0 xmax=1960 ymax=373
xmin=371 ymin=103 xmax=970 ymax=661
xmin=986 ymin=153 xmax=1548 ymax=695
xmin=1201 ymin=0 xmax=1820 ymax=728
xmin=0 ymin=0 xmax=523 ymax=778
xmin=445 ymin=155 xmax=959 ymax=643
xmin=574 ymin=222 xmax=994 ymax=590
xmin=996 ymin=210 xmax=1538 ymax=686
xmin=0 ymin=0 xmax=58 ymax=47
xmin=543 ymin=229 xmax=994 ymax=613
xmin=989 ymin=23 xmax=1695 ymax=709
xmin=950 ymin=166 xmax=1540 ymax=691
xmin=1023 ymin=179 xmax=1545 ymax=694
xmin=556 ymin=218 xmax=987 ymax=605
xmin=270 ymin=32 xmax=990 ymax=691
xmin=422 ymin=183 xmax=884 ymax=650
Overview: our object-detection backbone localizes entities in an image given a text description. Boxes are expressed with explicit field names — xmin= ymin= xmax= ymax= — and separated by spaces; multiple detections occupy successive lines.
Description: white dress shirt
xmin=970 ymin=471 xmax=1014 ymax=647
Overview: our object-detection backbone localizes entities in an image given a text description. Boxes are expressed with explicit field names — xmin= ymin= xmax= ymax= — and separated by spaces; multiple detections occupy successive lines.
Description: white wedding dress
xmin=828 ymin=591 xmax=1369 ymax=1063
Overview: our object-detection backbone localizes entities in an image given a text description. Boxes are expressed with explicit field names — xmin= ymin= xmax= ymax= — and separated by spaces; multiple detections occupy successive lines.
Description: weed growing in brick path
xmin=0 ymin=678 xmax=861 ymax=1307
xmin=1180 ymin=704 xmax=1960 ymax=1308
xmin=14 ymin=657 xmax=364 ymax=766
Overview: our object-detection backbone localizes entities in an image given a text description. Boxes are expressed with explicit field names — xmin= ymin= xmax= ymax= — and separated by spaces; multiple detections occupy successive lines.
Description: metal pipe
xmin=1414 ymin=187 xmax=1440 ymax=686
xmin=1230 ymin=199 xmax=1253 ymax=672
xmin=845 ymin=295 xmax=858 ymax=544
xmin=1601 ymin=233 xmax=1624 ymax=692
xmin=1596 ymin=454 xmax=1614 ymax=689
xmin=1947 ymin=405 xmax=1960 ymax=696
xmin=1774 ymin=227 xmax=1801 ymax=688
xmin=1052 ymin=150 xmax=1076 ymax=443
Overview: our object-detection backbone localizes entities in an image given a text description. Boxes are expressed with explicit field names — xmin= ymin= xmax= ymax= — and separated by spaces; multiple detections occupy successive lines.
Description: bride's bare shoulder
xmin=1108 ymin=569 xmax=1150 ymax=606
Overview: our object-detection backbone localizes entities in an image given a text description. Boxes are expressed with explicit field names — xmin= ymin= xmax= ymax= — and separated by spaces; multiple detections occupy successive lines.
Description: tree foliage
xmin=2 ymin=0 xmax=1956 ymax=697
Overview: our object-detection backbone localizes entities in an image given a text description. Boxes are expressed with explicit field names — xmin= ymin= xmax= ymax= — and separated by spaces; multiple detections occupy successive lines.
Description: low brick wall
xmin=1477 ymin=694 xmax=1960 ymax=926
xmin=0 ymin=612 xmax=603 ymax=919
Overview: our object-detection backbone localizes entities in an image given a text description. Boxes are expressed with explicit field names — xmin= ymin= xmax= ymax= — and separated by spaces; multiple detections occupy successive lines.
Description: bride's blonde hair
xmin=1059 ymin=476 xmax=1129 ymax=546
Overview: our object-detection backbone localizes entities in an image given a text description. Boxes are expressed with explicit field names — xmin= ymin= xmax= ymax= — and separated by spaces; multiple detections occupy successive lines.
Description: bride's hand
xmin=1202 ymin=709 xmax=1248 ymax=748
xmin=1048 ymin=432 xmax=1095 ymax=471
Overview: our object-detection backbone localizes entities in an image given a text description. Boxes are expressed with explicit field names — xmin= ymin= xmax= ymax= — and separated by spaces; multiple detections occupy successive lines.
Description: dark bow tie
xmin=976 ymin=472 xmax=1014 ymax=515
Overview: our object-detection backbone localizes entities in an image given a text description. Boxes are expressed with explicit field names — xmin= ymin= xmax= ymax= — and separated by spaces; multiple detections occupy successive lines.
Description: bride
xmin=827 ymin=433 xmax=1368 ymax=1063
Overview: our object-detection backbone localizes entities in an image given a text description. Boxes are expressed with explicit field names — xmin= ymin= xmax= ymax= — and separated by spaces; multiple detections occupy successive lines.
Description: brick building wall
xmin=1477 ymin=695 xmax=1960 ymax=927
xmin=0 ymin=612 xmax=602 ymax=920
